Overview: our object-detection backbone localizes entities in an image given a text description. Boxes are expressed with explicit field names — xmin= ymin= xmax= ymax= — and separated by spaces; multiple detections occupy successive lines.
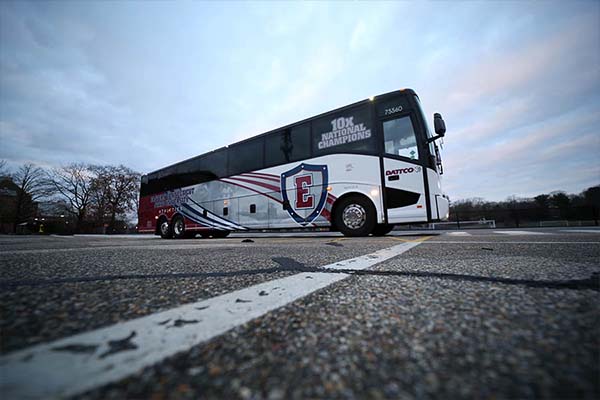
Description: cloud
xmin=349 ymin=20 xmax=368 ymax=52
xmin=228 ymin=41 xmax=347 ymax=142
xmin=0 ymin=1 xmax=598 ymax=202
xmin=451 ymin=96 xmax=536 ymax=143
xmin=424 ymin=9 xmax=600 ymax=200
xmin=440 ymin=14 xmax=599 ymax=115
xmin=537 ymin=133 xmax=599 ymax=162
xmin=443 ymin=105 xmax=600 ymax=200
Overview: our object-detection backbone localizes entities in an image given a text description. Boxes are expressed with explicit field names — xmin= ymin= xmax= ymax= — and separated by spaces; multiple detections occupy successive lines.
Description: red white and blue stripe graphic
xmin=178 ymin=198 xmax=248 ymax=231
xmin=153 ymin=171 xmax=337 ymax=232
xmin=220 ymin=172 xmax=336 ymax=222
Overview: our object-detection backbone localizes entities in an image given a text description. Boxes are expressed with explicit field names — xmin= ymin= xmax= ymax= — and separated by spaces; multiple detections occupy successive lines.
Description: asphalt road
xmin=0 ymin=228 xmax=599 ymax=399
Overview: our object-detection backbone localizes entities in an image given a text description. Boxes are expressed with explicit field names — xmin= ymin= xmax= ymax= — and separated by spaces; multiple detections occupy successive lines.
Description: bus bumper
xmin=436 ymin=195 xmax=450 ymax=221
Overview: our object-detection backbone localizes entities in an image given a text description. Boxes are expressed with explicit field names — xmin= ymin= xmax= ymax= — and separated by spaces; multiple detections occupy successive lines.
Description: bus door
xmin=379 ymin=113 xmax=428 ymax=224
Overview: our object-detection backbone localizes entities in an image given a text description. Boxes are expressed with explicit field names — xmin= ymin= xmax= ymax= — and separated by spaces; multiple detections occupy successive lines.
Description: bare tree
xmin=47 ymin=163 xmax=95 ymax=232
xmin=95 ymin=165 xmax=140 ymax=233
xmin=12 ymin=163 xmax=52 ymax=232
xmin=88 ymin=165 xmax=111 ymax=228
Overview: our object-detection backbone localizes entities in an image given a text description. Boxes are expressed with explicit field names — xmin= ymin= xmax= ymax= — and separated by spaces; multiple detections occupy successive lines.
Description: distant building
xmin=37 ymin=201 xmax=68 ymax=219
xmin=0 ymin=177 xmax=19 ymax=233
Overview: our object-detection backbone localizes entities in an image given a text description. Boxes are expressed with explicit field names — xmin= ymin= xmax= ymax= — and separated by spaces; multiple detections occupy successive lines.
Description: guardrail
xmin=450 ymin=205 xmax=599 ymax=228
xmin=538 ymin=220 xmax=596 ymax=227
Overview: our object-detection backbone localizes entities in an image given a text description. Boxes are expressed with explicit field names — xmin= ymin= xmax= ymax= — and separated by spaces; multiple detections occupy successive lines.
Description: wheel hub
xmin=174 ymin=220 xmax=184 ymax=236
xmin=342 ymin=204 xmax=366 ymax=229
xmin=160 ymin=221 xmax=170 ymax=236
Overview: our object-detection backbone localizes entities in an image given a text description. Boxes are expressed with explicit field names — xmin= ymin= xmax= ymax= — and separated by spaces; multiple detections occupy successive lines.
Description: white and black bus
xmin=138 ymin=89 xmax=449 ymax=238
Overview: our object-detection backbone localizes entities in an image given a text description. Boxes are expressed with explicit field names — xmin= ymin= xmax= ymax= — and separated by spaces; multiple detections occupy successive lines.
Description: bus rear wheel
xmin=158 ymin=217 xmax=173 ymax=239
xmin=334 ymin=195 xmax=376 ymax=237
xmin=172 ymin=215 xmax=186 ymax=239
xmin=372 ymin=224 xmax=395 ymax=236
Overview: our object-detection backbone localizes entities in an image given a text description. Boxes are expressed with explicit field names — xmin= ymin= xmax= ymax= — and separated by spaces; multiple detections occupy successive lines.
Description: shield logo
xmin=280 ymin=163 xmax=329 ymax=225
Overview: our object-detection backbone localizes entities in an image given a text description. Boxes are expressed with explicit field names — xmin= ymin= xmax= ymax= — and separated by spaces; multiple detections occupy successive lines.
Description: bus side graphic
xmin=143 ymin=165 xmax=339 ymax=232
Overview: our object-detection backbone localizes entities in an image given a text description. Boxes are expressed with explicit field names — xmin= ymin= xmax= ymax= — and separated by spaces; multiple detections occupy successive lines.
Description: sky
xmin=0 ymin=1 xmax=599 ymax=201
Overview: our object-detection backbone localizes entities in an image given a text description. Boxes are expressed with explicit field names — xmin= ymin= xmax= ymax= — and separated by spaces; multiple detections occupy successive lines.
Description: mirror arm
xmin=426 ymin=135 xmax=443 ymax=144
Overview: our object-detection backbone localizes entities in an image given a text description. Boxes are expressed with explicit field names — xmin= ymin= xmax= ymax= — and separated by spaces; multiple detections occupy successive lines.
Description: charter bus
xmin=138 ymin=89 xmax=449 ymax=238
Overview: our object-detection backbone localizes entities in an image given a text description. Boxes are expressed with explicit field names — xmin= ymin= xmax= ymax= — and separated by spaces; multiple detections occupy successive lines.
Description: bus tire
xmin=212 ymin=230 xmax=230 ymax=238
xmin=372 ymin=224 xmax=395 ymax=236
xmin=158 ymin=217 xmax=173 ymax=239
xmin=334 ymin=195 xmax=376 ymax=237
xmin=172 ymin=215 xmax=186 ymax=239
xmin=200 ymin=232 xmax=211 ymax=239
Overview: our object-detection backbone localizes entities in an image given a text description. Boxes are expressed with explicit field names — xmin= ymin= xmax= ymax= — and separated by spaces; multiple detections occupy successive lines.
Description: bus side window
xmin=176 ymin=156 xmax=219 ymax=187
xmin=265 ymin=124 xmax=311 ymax=166
xmin=383 ymin=116 xmax=419 ymax=160
xmin=200 ymin=148 xmax=228 ymax=179
xmin=228 ymin=137 xmax=264 ymax=176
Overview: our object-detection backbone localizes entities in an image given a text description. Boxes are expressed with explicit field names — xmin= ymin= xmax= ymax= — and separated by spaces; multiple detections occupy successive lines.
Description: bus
xmin=138 ymin=89 xmax=449 ymax=238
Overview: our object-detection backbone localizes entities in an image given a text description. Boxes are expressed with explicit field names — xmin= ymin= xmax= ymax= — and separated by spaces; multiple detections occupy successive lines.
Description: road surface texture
xmin=0 ymin=228 xmax=598 ymax=399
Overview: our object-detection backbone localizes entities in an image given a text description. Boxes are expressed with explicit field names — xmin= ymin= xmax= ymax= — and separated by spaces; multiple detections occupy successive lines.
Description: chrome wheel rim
xmin=342 ymin=204 xmax=366 ymax=230
xmin=173 ymin=219 xmax=184 ymax=236
xmin=160 ymin=221 xmax=170 ymax=236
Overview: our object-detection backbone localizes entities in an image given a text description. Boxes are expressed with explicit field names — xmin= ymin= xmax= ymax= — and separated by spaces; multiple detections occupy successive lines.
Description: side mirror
xmin=434 ymin=113 xmax=446 ymax=136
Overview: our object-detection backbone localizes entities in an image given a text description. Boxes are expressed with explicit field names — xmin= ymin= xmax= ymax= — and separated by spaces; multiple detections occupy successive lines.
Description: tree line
xmin=0 ymin=160 xmax=140 ymax=234
xmin=2 ymin=158 xmax=598 ymax=232
xmin=450 ymin=186 xmax=600 ymax=226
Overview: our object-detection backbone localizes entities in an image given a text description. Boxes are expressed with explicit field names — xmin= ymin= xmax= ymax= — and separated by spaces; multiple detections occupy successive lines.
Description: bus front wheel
xmin=334 ymin=195 xmax=376 ymax=237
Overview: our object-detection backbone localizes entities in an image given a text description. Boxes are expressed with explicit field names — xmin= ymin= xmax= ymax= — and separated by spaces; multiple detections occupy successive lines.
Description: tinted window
xmin=142 ymin=170 xmax=174 ymax=196
xmin=414 ymin=95 xmax=437 ymax=166
xmin=140 ymin=149 xmax=228 ymax=196
xmin=228 ymin=137 xmax=264 ymax=175
xmin=312 ymin=105 xmax=375 ymax=156
xmin=140 ymin=175 xmax=151 ymax=196
xmin=201 ymin=148 xmax=228 ymax=178
xmin=173 ymin=157 xmax=220 ymax=188
xmin=265 ymin=124 xmax=311 ymax=166
xmin=383 ymin=115 xmax=419 ymax=160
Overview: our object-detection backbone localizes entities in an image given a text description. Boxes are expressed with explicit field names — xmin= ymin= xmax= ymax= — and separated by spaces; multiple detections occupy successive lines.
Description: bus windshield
xmin=414 ymin=95 xmax=443 ymax=174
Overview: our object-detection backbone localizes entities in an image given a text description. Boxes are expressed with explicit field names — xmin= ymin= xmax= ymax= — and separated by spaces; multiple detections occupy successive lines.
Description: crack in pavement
xmin=0 ymin=267 xmax=283 ymax=289
xmin=336 ymin=269 xmax=600 ymax=291
xmin=1 ymin=257 xmax=598 ymax=292
xmin=170 ymin=319 xmax=200 ymax=328
xmin=52 ymin=344 xmax=98 ymax=354
xmin=99 ymin=331 xmax=137 ymax=359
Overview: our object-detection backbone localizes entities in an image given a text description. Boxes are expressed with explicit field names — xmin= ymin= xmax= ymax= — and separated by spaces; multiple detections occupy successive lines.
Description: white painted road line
xmin=0 ymin=241 xmax=422 ymax=399
xmin=494 ymin=230 xmax=550 ymax=235
xmin=428 ymin=241 xmax=600 ymax=244
xmin=447 ymin=231 xmax=471 ymax=236
xmin=562 ymin=229 xmax=600 ymax=233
